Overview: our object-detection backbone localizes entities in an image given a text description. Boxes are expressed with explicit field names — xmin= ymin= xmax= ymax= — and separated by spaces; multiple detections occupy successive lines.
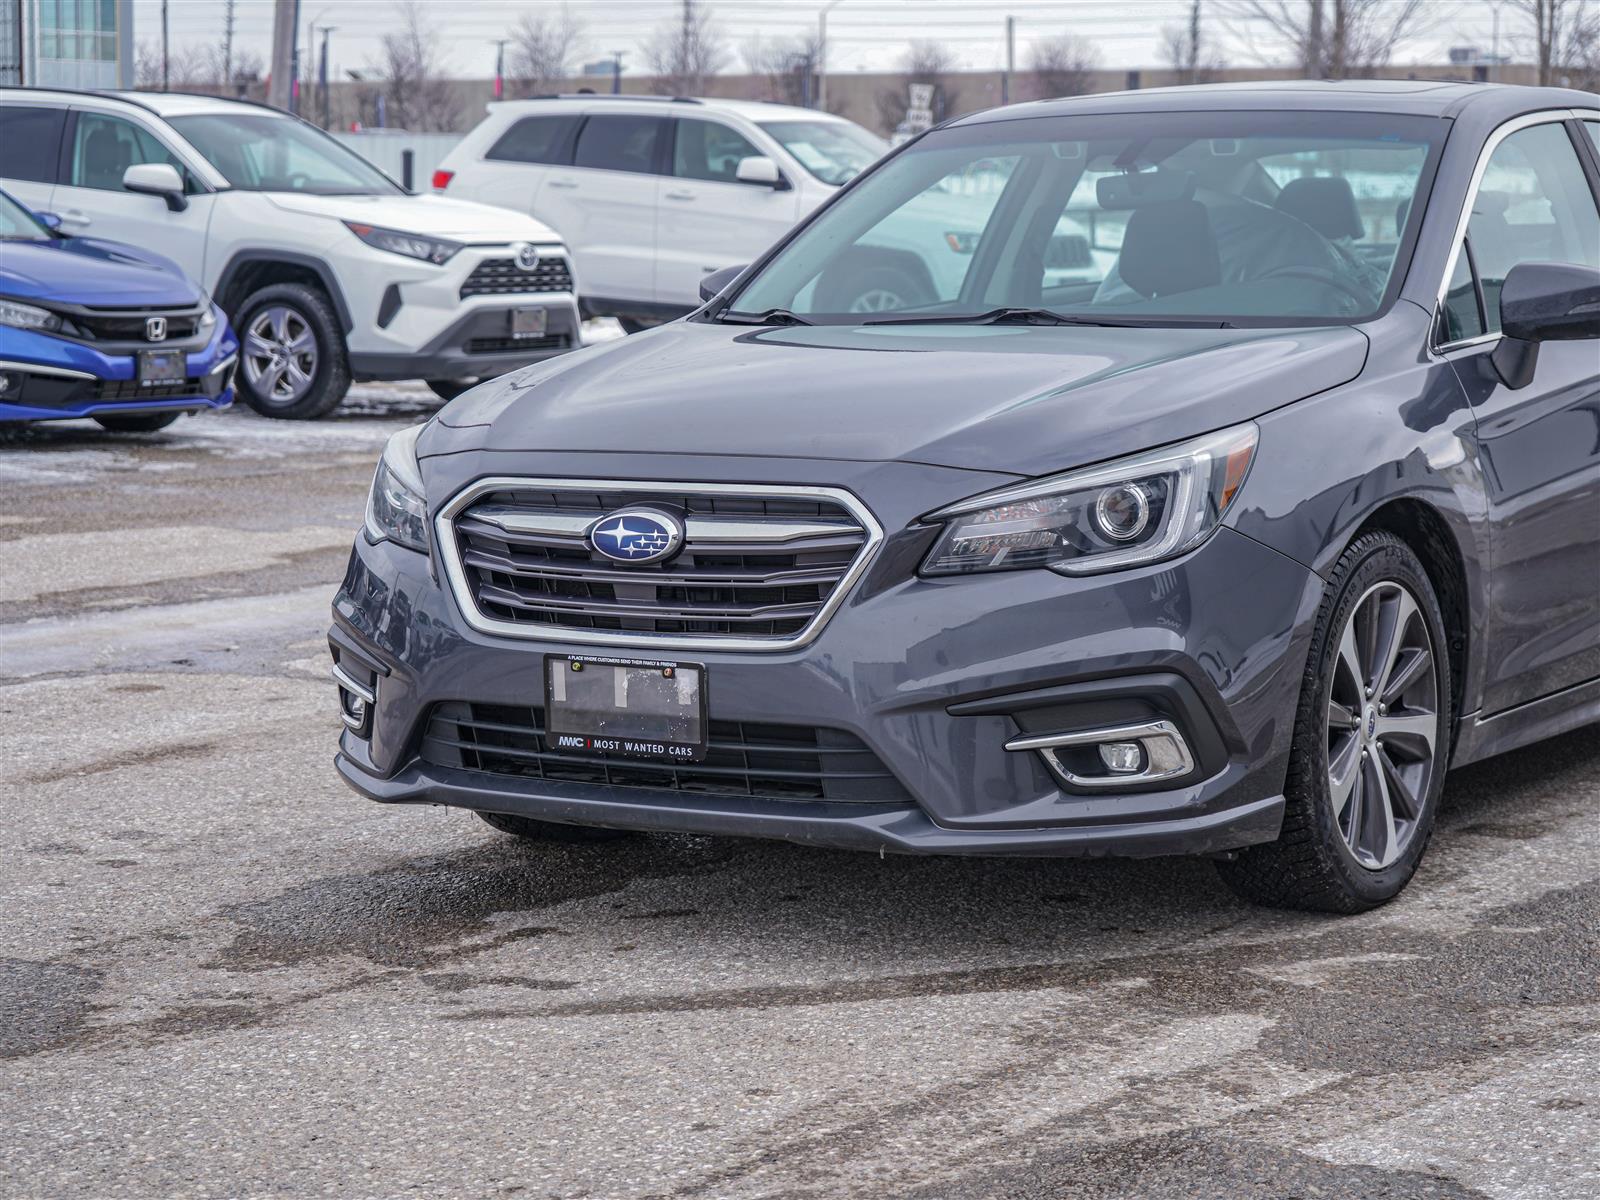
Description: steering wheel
xmin=1255 ymin=264 xmax=1374 ymax=311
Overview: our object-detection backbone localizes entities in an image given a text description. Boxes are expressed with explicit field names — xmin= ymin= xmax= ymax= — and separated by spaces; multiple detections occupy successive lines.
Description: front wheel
xmin=1217 ymin=531 xmax=1452 ymax=912
xmin=93 ymin=411 xmax=181 ymax=433
xmin=235 ymin=282 xmax=350 ymax=420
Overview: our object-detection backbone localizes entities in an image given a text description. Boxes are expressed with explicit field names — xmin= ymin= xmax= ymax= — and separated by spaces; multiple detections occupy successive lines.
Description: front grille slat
xmin=421 ymin=702 xmax=911 ymax=805
xmin=460 ymin=256 xmax=575 ymax=299
xmin=447 ymin=482 xmax=874 ymax=645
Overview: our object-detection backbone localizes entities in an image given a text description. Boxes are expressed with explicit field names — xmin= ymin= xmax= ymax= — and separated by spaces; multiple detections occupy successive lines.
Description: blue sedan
xmin=0 ymin=187 xmax=236 ymax=432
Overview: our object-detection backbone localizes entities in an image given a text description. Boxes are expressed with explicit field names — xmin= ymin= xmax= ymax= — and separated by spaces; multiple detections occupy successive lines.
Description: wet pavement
xmin=2 ymin=389 xmax=1597 ymax=1199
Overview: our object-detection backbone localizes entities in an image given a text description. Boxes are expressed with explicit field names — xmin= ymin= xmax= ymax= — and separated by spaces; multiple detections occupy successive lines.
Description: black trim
xmin=214 ymin=250 xmax=354 ymax=332
xmin=579 ymin=296 xmax=692 ymax=324
xmin=347 ymin=302 xmax=580 ymax=380
xmin=376 ymin=284 xmax=402 ymax=329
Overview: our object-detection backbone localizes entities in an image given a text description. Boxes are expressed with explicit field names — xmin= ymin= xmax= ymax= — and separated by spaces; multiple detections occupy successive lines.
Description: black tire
xmin=425 ymin=378 xmax=481 ymax=402
xmin=92 ymin=411 xmax=181 ymax=433
xmin=816 ymin=262 xmax=933 ymax=315
xmin=233 ymin=282 xmax=350 ymax=420
xmin=1216 ymin=531 xmax=1453 ymax=913
xmin=476 ymin=810 xmax=632 ymax=843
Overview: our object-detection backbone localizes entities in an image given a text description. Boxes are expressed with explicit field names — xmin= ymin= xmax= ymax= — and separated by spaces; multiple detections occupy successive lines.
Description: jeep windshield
xmin=170 ymin=112 xmax=403 ymax=196
xmin=721 ymin=110 xmax=1444 ymax=327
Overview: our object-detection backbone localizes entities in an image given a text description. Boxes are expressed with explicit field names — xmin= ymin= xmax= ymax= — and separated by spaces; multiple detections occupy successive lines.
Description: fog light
xmin=1098 ymin=741 xmax=1143 ymax=773
xmin=0 ymin=371 xmax=19 ymax=400
xmin=332 ymin=662 xmax=376 ymax=736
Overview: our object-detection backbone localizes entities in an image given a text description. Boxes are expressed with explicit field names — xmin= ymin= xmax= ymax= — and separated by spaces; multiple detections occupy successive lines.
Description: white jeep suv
xmin=0 ymin=89 xmax=581 ymax=418
xmin=433 ymin=96 xmax=888 ymax=330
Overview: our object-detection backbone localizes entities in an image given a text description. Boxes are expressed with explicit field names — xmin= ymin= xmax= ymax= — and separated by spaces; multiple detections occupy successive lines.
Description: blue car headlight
xmin=0 ymin=298 xmax=64 ymax=333
xmin=921 ymin=423 xmax=1258 ymax=577
xmin=365 ymin=423 xmax=429 ymax=553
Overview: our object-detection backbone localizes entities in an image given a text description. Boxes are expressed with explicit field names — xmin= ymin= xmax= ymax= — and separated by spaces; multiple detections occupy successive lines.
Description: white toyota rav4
xmin=0 ymin=89 xmax=581 ymax=418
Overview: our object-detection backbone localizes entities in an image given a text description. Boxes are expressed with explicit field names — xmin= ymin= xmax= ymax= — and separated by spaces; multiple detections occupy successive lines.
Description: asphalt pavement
xmin=2 ymin=391 xmax=1597 ymax=1200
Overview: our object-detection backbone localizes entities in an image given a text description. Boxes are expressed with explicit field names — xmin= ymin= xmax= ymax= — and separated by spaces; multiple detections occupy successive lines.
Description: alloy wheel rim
xmin=243 ymin=305 xmax=319 ymax=404
xmin=848 ymin=288 xmax=907 ymax=313
xmin=1326 ymin=580 xmax=1439 ymax=871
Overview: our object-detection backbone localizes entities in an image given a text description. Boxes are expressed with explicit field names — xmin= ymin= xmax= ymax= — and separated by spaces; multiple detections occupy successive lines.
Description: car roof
xmin=0 ymin=86 xmax=286 ymax=119
xmin=949 ymin=80 xmax=1600 ymax=127
xmin=484 ymin=95 xmax=838 ymax=123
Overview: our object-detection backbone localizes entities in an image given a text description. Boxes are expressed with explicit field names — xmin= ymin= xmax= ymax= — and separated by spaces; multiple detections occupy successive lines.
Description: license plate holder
xmin=138 ymin=349 xmax=186 ymax=385
xmin=510 ymin=307 xmax=548 ymax=338
xmin=545 ymin=655 xmax=708 ymax=763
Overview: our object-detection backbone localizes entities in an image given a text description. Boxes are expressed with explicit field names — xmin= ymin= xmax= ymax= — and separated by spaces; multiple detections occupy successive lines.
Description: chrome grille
xmin=438 ymin=479 xmax=882 ymax=650
xmin=459 ymin=255 xmax=575 ymax=298
xmin=421 ymin=702 xmax=911 ymax=804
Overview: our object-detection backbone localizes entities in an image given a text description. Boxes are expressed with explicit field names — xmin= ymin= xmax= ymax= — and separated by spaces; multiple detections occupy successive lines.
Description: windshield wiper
xmin=864 ymin=307 xmax=1227 ymax=329
xmin=718 ymin=308 xmax=815 ymax=327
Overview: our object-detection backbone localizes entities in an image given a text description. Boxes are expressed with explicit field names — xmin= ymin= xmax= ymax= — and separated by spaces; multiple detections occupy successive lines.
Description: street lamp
xmin=816 ymin=0 xmax=847 ymax=111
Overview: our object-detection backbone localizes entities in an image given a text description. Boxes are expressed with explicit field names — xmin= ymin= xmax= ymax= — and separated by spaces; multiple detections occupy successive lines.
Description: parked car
xmin=332 ymin=83 xmax=1600 ymax=912
xmin=0 ymin=186 xmax=235 ymax=431
xmin=0 ymin=89 xmax=582 ymax=418
xmin=434 ymin=95 xmax=897 ymax=329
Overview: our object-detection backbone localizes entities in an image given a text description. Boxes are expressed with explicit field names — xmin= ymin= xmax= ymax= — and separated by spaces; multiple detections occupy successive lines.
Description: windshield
xmin=758 ymin=120 xmax=888 ymax=186
xmin=0 ymin=191 xmax=51 ymax=241
xmin=726 ymin=111 xmax=1442 ymax=326
xmin=169 ymin=113 xmax=402 ymax=195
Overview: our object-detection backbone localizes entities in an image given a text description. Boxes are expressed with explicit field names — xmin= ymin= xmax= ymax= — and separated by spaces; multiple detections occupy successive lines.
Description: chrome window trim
xmin=1429 ymin=108 xmax=1594 ymax=355
xmin=434 ymin=476 xmax=885 ymax=653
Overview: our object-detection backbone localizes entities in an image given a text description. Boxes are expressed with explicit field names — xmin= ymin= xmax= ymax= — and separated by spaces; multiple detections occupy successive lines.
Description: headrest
xmin=1274 ymin=176 xmax=1364 ymax=241
xmin=1119 ymin=199 xmax=1221 ymax=299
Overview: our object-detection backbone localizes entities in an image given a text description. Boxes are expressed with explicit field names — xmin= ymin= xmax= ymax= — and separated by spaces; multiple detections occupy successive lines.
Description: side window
xmin=1467 ymin=122 xmax=1600 ymax=331
xmin=69 ymin=112 xmax=187 ymax=192
xmin=673 ymin=119 xmax=761 ymax=184
xmin=1439 ymin=241 xmax=1485 ymax=343
xmin=485 ymin=116 xmax=578 ymax=165
xmin=0 ymin=106 xmax=67 ymax=183
xmin=572 ymin=115 xmax=664 ymax=176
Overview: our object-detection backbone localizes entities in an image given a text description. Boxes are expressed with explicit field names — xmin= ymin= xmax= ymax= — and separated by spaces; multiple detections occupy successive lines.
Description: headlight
xmin=344 ymin=221 xmax=461 ymax=265
xmin=920 ymin=422 xmax=1258 ymax=577
xmin=198 ymin=301 xmax=217 ymax=334
xmin=365 ymin=423 xmax=429 ymax=552
xmin=0 ymin=298 xmax=63 ymax=333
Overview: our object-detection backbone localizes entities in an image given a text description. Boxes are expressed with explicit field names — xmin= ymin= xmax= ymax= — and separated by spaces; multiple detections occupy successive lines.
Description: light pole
xmin=816 ymin=0 xmax=846 ymax=111
xmin=319 ymin=26 xmax=335 ymax=128
xmin=492 ymin=39 xmax=508 ymax=101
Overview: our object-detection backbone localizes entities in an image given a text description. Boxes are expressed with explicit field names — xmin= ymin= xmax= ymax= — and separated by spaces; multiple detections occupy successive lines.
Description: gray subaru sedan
xmin=332 ymin=82 xmax=1600 ymax=912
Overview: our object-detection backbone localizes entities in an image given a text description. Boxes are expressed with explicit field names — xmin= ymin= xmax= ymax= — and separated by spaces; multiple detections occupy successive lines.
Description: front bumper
xmin=0 ymin=313 xmax=237 ymax=423
xmin=346 ymin=301 xmax=581 ymax=381
xmin=330 ymin=456 xmax=1323 ymax=859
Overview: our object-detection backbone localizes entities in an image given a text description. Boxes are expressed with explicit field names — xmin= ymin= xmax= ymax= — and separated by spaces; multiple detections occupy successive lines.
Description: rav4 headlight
xmin=921 ymin=423 xmax=1258 ymax=577
xmin=365 ymin=423 xmax=429 ymax=552
xmin=344 ymin=221 xmax=462 ymax=265
xmin=0 ymin=298 xmax=63 ymax=333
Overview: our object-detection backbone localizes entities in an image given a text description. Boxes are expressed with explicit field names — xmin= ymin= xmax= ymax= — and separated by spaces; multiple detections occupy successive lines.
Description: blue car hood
xmin=0 ymin=237 xmax=201 ymax=308
xmin=428 ymin=319 xmax=1370 ymax=478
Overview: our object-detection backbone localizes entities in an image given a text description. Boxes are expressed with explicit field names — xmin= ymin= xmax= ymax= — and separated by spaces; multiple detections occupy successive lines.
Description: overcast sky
xmin=129 ymin=0 xmax=1516 ymax=81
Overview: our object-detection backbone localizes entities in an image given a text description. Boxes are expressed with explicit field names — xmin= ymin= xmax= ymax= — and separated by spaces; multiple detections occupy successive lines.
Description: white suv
xmin=0 ymin=89 xmax=582 ymax=418
xmin=434 ymin=96 xmax=887 ymax=329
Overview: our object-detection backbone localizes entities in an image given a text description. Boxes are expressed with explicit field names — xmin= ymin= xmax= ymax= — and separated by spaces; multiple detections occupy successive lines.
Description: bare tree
xmin=643 ymin=0 xmax=728 ymax=95
xmin=1219 ymin=0 xmax=1430 ymax=78
xmin=1509 ymin=0 xmax=1600 ymax=87
xmin=507 ymin=3 xmax=584 ymax=96
xmin=875 ymin=40 xmax=962 ymax=134
xmin=375 ymin=0 xmax=459 ymax=131
xmin=1162 ymin=0 xmax=1227 ymax=84
xmin=135 ymin=40 xmax=213 ymax=90
xmin=1028 ymin=33 xmax=1101 ymax=99
xmin=741 ymin=32 xmax=823 ymax=106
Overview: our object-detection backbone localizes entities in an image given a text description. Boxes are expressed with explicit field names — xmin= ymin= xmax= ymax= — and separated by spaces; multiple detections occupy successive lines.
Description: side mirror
xmin=735 ymin=156 xmax=785 ymax=189
xmin=699 ymin=263 xmax=746 ymax=303
xmin=1489 ymin=262 xmax=1600 ymax=389
xmin=123 ymin=162 xmax=188 ymax=212
xmin=33 ymin=210 xmax=63 ymax=232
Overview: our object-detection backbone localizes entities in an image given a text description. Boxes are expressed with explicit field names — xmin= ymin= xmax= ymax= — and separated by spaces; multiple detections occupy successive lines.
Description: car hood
xmin=262 ymin=192 xmax=561 ymax=243
xmin=0 ymin=237 xmax=200 ymax=307
xmin=428 ymin=319 xmax=1369 ymax=478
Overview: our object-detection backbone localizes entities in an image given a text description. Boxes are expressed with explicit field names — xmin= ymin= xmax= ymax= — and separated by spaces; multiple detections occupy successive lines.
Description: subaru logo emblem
xmin=146 ymin=316 xmax=167 ymax=342
xmin=514 ymin=243 xmax=541 ymax=272
xmin=588 ymin=508 xmax=683 ymax=565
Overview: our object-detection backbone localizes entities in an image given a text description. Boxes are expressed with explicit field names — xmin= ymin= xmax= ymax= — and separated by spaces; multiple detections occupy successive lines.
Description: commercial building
xmin=0 ymin=0 xmax=134 ymax=89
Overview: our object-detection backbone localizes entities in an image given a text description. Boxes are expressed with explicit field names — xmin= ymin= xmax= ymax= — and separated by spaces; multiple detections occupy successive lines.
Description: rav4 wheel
xmin=235 ymin=282 xmax=350 ymax=420
xmin=1217 ymin=531 xmax=1452 ymax=913
xmin=93 ymin=411 xmax=181 ymax=433
xmin=476 ymin=811 xmax=631 ymax=843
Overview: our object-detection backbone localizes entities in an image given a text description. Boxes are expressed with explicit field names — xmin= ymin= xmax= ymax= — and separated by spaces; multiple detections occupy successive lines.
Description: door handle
xmin=664 ymin=189 xmax=695 ymax=201
xmin=547 ymin=179 xmax=578 ymax=190
xmin=58 ymin=210 xmax=92 ymax=227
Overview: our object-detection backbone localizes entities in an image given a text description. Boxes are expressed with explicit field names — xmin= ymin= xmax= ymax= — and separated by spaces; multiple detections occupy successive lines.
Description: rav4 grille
xmin=459 ymin=256 xmax=575 ymax=299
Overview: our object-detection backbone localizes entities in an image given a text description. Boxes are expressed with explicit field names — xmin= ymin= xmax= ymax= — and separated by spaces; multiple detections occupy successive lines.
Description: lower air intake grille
xmin=421 ymin=702 xmax=911 ymax=804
